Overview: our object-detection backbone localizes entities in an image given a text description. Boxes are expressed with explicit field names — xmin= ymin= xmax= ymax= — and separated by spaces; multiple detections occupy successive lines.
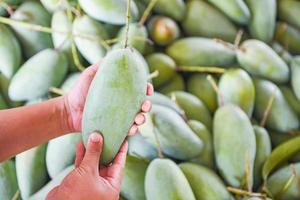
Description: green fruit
xmin=148 ymin=16 xmax=180 ymax=46
xmin=188 ymin=120 xmax=214 ymax=169
xmin=187 ymin=74 xmax=218 ymax=113
xmin=237 ymin=39 xmax=289 ymax=83
xmin=183 ymin=0 xmax=237 ymax=42
xmin=271 ymin=42 xmax=293 ymax=64
xmin=128 ymin=134 xmax=158 ymax=160
xmin=46 ymin=133 xmax=81 ymax=179
xmin=280 ymin=86 xmax=300 ymax=116
xmin=245 ymin=0 xmax=276 ymax=43
xmin=0 ymin=73 xmax=22 ymax=107
xmin=145 ymin=159 xmax=196 ymax=200
xmin=214 ymin=105 xmax=256 ymax=188
xmin=61 ymin=72 xmax=81 ymax=93
xmin=208 ymin=0 xmax=250 ymax=25
xmin=121 ymin=156 xmax=148 ymax=200
xmin=218 ymin=68 xmax=255 ymax=117
xmin=157 ymin=73 xmax=185 ymax=95
xmin=9 ymin=49 xmax=68 ymax=101
xmin=180 ymin=163 xmax=233 ymax=200
xmin=0 ymin=92 xmax=8 ymax=109
xmin=41 ymin=0 xmax=76 ymax=12
xmin=0 ymin=24 xmax=22 ymax=79
xmin=11 ymin=1 xmax=53 ymax=58
xmin=16 ymin=144 xmax=48 ymax=199
xmin=78 ymin=0 xmax=139 ymax=25
xmin=0 ymin=160 xmax=18 ymax=200
xmin=275 ymin=22 xmax=300 ymax=54
xmin=170 ymin=91 xmax=212 ymax=130
xmin=82 ymin=48 xmax=148 ymax=164
xmin=254 ymin=79 xmax=299 ymax=132
xmin=73 ymin=15 xmax=108 ymax=64
xmin=279 ymin=0 xmax=300 ymax=29
xmin=166 ymin=37 xmax=236 ymax=67
xmin=291 ymin=57 xmax=300 ymax=101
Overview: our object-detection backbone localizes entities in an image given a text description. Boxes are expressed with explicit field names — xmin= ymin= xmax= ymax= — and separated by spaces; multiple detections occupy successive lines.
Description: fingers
xmin=81 ymin=133 xmax=103 ymax=172
xmin=141 ymin=100 xmax=152 ymax=113
xmin=77 ymin=62 xmax=100 ymax=87
xmin=128 ymin=124 xmax=138 ymax=136
xmin=147 ymin=83 xmax=154 ymax=96
xmin=75 ymin=141 xmax=85 ymax=168
xmin=134 ymin=113 xmax=145 ymax=125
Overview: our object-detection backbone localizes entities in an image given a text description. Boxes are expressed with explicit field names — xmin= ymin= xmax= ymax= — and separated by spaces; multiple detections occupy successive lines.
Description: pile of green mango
xmin=1 ymin=0 xmax=300 ymax=199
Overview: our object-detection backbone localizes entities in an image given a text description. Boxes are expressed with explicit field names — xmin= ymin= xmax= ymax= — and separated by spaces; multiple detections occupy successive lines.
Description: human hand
xmin=47 ymin=133 xmax=127 ymax=200
xmin=64 ymin=62 xmax=154 ymax=133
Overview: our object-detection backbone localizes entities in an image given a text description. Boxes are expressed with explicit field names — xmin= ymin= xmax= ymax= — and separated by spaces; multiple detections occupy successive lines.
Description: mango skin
xmin=9 ymin=49 xmax=68 ymax=101
xmin=41 ymin=0 xmax=77 ymax=13
xmin=237 ymin=40 xmax=289 ymax=83
xmin=245 ymin=0 xmax=276 ymax=43
xmin=278 ymin=0 xmax=300 ymax=30
xmin=145 ymin=159 xmax=196 ymax=200
xmin=275 ymin=22 xmax=300 ymax=54
xmin=0 ymin=160 xmax=18 ymax=200
xmin=187 ymin=74 xmax=218 ymax=113
xmin=218 ymin=68 xmax=255 ymax=118
xmin=180 ymin=163 xmax=233 ymax=200
xmin=79 ymin=0 xmax=138 ymax=25
xmin=280 ymin=86 xmax=300 ymax=117
xmin=61 ymin=72 xmax=81 ymax=93
xmin=82 ymin=48 xmax=148 ymax=165
xmin=254 ymin=79 xmax=299 ymax=132
xmin=166 ymin=37 xmax=236 ymax=67
xmin=291 ymin=57 xmax=300 ymax=101
xmin=271 ymin=42 xmax=293 ymax=64
xmin=183 ymin=0 xmax=237 ymax=42
xmin=214 ymin=105 xmax=256 ymax=188
xmin=128 ymin=133 xmax=158 ymax=160
xmin=157 ymin=73 xmax=185 ymax=95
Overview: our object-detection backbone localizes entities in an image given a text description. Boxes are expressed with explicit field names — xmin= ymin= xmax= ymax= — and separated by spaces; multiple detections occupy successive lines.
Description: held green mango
xmin=169 ymin=91 xmax=212 ymax=130
xmin=73 ymin=15 xmax=108 ymax=65
xmin=275 ymin=22 xmax=300 ymax=54
xmin=9 ymin=49 xmax=68 ymax=101
xmin=82 ymin=48 xmax=148 ymax=165
xmin=237 ymin=40 xmax=290 ymax=83
xmin=0 ymin=160 xmax=18 ymax=200
xmin=254 ymin=79 xmax=299 ymax=132
xmin=183 ymin=0 xmax=238 ymax=42
xmin=291 ymin=57 xmax=300 ymax=101
xmin=121 ymin=156 xmax=148 ymax=200
xmin=46 ymin=133 xmax=81 ymax=179
xmin=16 ymin=144 xmax=48 ymax=199
xmin=208 ymin=0 xmax=250 ymax=25
xmin=0 ymin=24 xmax=22 ymax=79
xmin=271 ymin=42 xmax=293 ymax=64
xmin=218 ymin=68 xmax=255 ymax=117
xmin=145 ymin=159 xmax=196 ymax=200
xmin=214 ymin=105 xmax=256 ymax=188
xmin=78 ymin=0 xmax=139 ymax=25
xmin=188 ymin=120 xmax=214 ymax=169
xmin=11 ymin=1 xmax=53 ymax=58
xmin=128 ymin=133 xmax=158 ymax=160
xmin=280 ymin=86 xmax=300 ymax=116
xmin=157 ymin=73 xmax=185 ymax=95
xmin=245 ymin=0 xmax=276 ymax=43
xmin=187 ymin=74 xmax=218 ymax=113
xmin=180 ymin=163 xmax=233 ymax=200
xmin=61 ymin=72 xmax=81 ymax=93
xmin=166 ymin=37 xmax=236 ymax=67
xmin=279 ymin=0 xmax=300 ymax=29
xmin=146 ymin=53 xmax=176 ymax=88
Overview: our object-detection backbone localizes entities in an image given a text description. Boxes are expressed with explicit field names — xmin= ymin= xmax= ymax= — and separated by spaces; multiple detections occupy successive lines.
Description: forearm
xmin=0 ymin=96 xmax=72 ymax=162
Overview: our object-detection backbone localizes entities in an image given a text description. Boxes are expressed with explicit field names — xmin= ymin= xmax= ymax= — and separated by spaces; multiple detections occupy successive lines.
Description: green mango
xmin=73 ymin=15 xmax=108 ymax=65
xmin=208 ymin=0 xmax=250 ymax=25
xmin=140 ymin=104 xmax=203 ymax=160
xmin=188 ymin=120 xmax=214 ymax=169
xmin=237 ymin=40 xmax=289 ymax=83
xmin=0 ymin=92 xmax=8 ymax=110
xmin=169 ymin=91 xmax=212 ymax=130
xmin=218 ymin=68 xmax=255 ymax=117
xmin=82 ymin=48 xmax=148 ymax=165
xmin=279 ymin=0 xmax=300 ymax=30
xmin=275 ymin=22 xmax=300 ymax=54
xmin=187 ymin=74 xmax=218 ymax=113
xmin=214 ymin=104 xmax=256 ymax=188
xmin=148 ymin=16 xmax=180 ymax=46
xmin=121 ymin=156 xmax=148 ymax=200
xmin=145 ymin=159 xmax=196 ymax=200
xmin=46 ymin=133 xmax=81 ymax=179
xmin=271 ymin=42 xmax=293 ymax=64
xmin=61 ymin=72 xmax=81 ymax=93
xmin=280 ymin=86 xmax=300 ymax=116
xmin=0 ymin=160 xmax=18 ymax=200
xmin=9 ymin=49 xmax=68 ymax=101
xmin=0 ymin=24 xmax=22 ymax=79
xmin=78 ymin=0 xmax=139 ymax=25
xmin=291 ymin=57 xmax=300 ymax=101
xmin=16 ymin=144 xmax=48 ymax=199
xmin=29 ymin=165 xmax=74 ymax=200
xmin=253 ymin=126 xmax=271 ymax=190
xmin=41 ymin=0 xmax=77 ymax=12
xmin=267 ymin=163 xmax=300 ymax=200
xmin=103 ymin=24 xmax=121 ymax=38
xmin=0 ymin=73 xmax=22 ymax=108
xmin=128 ymin=134 xmax=158 ymax=160
xmin=269 ymin=131 xmax=295 ymax=147
xmin=183 ymin=0 xmax=238 ymax=42
xmin=245 ymin=0 xmax=276 ymax=43
xmin=254 ymin=79 xmax=299 ymax=132
xmin=180 ymin=163 xmax=233 ymax=200
xmin=10 ymin=1 xmax=53 ymax=58
xmin=157 ymin=73 xmax=185 ymax=95
xmin=147 ymin=92 xmax=183 ymax=115
xmin=166 ymin=37 xmax=236 ymax=67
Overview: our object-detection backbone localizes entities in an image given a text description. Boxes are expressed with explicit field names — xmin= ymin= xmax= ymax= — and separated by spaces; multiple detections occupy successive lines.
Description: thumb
xmin=81 ymin=133 xmax=103 ymax=172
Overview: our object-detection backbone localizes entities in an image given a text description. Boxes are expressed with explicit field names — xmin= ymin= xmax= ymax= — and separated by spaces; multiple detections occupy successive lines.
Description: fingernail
xmin=142 ymin=100 xmax=151 ymax=111
xmin=90 ymin=133 xmax=101 ymax=143
xmin=135 ymin=114 xmax=145 ymax=124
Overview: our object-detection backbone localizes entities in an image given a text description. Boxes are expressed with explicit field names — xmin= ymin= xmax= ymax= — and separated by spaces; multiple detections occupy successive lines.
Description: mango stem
xmin=234 ymin=29 xmax=244 ymax=48
xmin=147 ymin=70 xmax=159 ymax=80
xmin=71 ymin=42 xmax=85 ymax=71
xmin=49 ymin=87 xmax=65 ymax=96
xmin=207 ymin=75 xmax=225 ymax=106
xmin=11 ymin=190 xmax=19 ymax=200
xmin=227 ymin=187 xmax=267 ymax=198
xmin=124 ymin=0 xmax=132 ymax=48
xmin=139 ymin=0 xmax=158 ymax=26
xmin=260 ymin=88 xmax=277 ymax=127
xmin=177 ymin=66 xmax=226 ymax=74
